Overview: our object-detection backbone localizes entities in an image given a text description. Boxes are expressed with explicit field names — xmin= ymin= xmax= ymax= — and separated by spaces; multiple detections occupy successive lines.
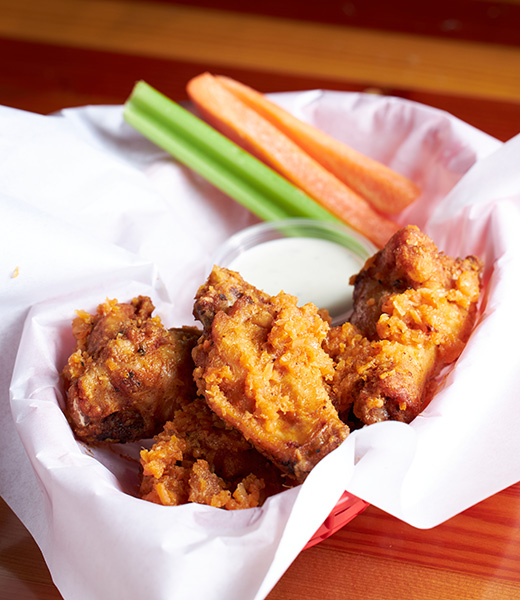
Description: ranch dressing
xmin=226 ymin=236 xmax=364 ymax=321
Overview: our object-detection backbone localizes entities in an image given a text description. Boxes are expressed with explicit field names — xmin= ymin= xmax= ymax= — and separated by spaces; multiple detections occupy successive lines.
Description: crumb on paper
xmin=11 ymin=266 xmax=20 ymax=278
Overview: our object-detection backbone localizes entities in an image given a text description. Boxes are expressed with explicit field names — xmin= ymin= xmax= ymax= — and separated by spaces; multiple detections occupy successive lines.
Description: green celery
xmin=123 ymin=81 xmax=340 ymax=224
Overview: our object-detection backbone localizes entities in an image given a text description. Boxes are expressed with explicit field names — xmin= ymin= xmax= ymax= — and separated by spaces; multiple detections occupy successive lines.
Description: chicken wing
xmin=140 ymin=397 xmax=292 ymax=509
xmin=63 ymin=296 xmax=201 ymax=443
xmin=325 ymin=226 xmax=483 ymax=425
xmin=192 ymin=266 xmax=349 ymax=482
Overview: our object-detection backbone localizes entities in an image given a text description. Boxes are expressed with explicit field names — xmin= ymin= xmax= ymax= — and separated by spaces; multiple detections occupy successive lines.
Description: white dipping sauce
xmin=226 ymin=236 xmax=364 ymax=320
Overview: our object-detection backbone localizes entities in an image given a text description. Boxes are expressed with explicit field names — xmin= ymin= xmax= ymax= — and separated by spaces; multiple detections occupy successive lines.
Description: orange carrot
xmin=186 ymin=72 xmax=399 ymax=248
xmin=216 ymin=75 xmax=421 ymax=215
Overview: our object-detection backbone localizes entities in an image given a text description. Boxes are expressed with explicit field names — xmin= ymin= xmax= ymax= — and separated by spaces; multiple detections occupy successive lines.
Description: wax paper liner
xmin=2 ymin=90 xmax=520 ymax=600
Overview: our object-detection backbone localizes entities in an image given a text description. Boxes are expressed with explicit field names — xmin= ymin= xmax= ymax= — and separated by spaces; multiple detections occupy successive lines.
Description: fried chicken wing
xmin=325 ymin=321 xmax=438 ymax=424
xmin=325 ymin=226 xmax=483 ymax=425
xmin=192 ymin=266 xmax=349 ymax=482
xmin=193 ymin=263 xmax=271 ymax=329
xmin=140 ymin=397 xmax=291 ymax=509
xmin=62 ymin=296 xmax=201 ymax=443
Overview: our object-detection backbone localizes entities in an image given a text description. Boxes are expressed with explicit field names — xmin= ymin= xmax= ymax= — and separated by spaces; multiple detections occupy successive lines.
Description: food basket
xmin=2 ymin=88 xmax=520 ymax=600
xmin=305 ymin=491 xmax=369 ymax=549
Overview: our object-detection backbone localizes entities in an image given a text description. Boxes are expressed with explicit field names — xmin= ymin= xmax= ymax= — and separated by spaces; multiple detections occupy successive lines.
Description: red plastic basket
xmin=304 ymin=491 xmax=369 ymax=549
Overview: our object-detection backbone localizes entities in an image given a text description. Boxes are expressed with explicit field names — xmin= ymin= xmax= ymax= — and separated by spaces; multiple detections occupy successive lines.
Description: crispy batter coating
xmin=62 ymin=296 xmax=201 ymax=443
xmin=192 ymin=266 xmax=349 ymax=482
xmin=193 ymin=264 xmax=270 ymax=330
xmin=325 ymin=322 xmax=437 ymax=424
xmin=140 ymin=397 xmax=291 ymax=509
xmin=325 ymin=226 xmax=483 ymax=425
xmin=62 ymin=225 xmax=484 ymax=511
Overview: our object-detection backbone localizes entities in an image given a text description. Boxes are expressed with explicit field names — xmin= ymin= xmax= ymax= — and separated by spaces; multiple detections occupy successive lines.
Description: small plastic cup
xmin=211 ymin=218 xmax=377 ymax=325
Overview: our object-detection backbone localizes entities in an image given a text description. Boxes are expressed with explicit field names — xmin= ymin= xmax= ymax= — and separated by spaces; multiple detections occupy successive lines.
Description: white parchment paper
xmin=2 ymin=90 xmax=519 ymax=600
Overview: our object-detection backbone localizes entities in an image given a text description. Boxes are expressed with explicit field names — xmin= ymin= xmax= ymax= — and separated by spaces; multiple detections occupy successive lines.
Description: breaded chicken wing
xmin=325 ymin=321 xmax=437 ymax=424
xmin=140 ymin=397 xmax=292 ymax=509
xmin=63 ymin=296 xmax=201 ymax=443
xmin=192 ymin=266 xmax=349 ymax=482
xmin=325 ymin=226 xmax=483 ymax=425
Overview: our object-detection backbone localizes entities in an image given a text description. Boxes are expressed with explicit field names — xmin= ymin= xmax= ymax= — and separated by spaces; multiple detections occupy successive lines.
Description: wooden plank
xmin=0 ymin=0 xmax=519 ymax=102
xmin=324 ymin=491 xmax=520 ymax=582
xmin=268 ymin=542 xmax=520 ymax=600
xmin=148 ymin=0 xmax=520 ymax=46
xmin=0 ymin=498 xmax=62 ymax=599
xmin=1 ymin=37 xmax=518 ymax=141
xmin=268 ymin=487 xmax=520 ymax=599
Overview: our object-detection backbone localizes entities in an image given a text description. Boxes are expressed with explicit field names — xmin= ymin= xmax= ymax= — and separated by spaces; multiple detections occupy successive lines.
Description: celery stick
xmin=123 ymin=81 xmax=339 ymax=223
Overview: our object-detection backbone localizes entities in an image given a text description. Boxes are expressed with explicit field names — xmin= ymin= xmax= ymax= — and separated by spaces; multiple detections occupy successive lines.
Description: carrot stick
xmin=186 ymin=73 xmax=400 ymax=248
xmin=216 ymin=75 xmax=421 ymax=215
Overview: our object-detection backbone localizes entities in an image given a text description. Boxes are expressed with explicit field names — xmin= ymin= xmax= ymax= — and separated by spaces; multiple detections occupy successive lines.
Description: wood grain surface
xmin=1 ymin=1 xmax=519 ymax=599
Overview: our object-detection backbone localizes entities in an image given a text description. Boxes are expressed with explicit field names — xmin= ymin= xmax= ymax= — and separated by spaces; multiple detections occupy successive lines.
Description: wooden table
xmin=1 ymin=1 xmax=519 ymax=598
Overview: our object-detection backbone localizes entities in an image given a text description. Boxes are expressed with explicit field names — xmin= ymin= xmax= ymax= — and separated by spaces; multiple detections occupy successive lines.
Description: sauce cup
xmin=211 ymin=218 xmax=377 ymax=325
